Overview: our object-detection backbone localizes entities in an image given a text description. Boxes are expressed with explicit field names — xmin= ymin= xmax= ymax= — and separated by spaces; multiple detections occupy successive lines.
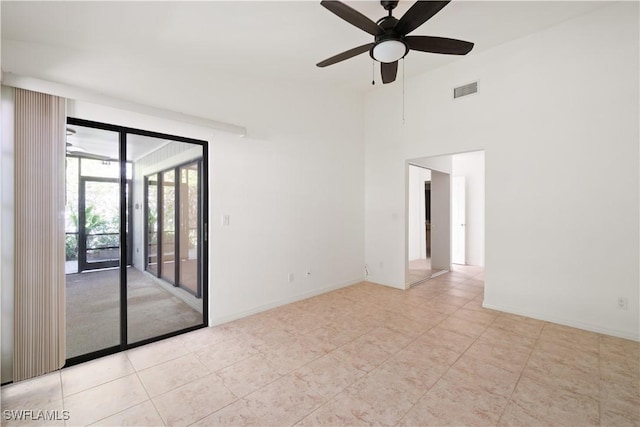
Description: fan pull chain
xmin=402 ymin=58 xmax=405 ymax=124
xmin=372 ymin=59 xmax=375 ymax=85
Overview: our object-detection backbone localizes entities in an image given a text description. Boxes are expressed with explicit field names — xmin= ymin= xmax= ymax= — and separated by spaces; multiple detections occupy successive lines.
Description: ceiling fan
xmin=317 ymin=0 xmax=474 ymax=84
xmin=66 ymin=128 xmax=113 ymax=161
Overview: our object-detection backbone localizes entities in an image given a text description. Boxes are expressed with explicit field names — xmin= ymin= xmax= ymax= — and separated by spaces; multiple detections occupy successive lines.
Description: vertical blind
xmin=13 ymin=88 xmax=66 ymax=381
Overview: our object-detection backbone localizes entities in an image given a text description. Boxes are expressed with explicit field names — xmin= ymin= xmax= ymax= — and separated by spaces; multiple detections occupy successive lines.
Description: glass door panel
xmin=179 ymin=162 xmax=200 ymax=296
xmin=146 ymin=174 xmax=159 ymax=275
xmin=161 ymin=170 xmax=176 ymax=284
xmin=65 ymin=125 xmax=120 ymax=359
xmin=126 ymin=134 xmax=204 ymax=344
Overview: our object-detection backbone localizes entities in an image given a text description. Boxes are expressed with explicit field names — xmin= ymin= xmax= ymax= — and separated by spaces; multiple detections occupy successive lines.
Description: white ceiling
xmin=1 ymin=1 xmax=608 ymax=91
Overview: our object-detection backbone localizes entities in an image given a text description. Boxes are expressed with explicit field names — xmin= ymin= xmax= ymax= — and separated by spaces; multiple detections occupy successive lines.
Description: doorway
xmin=64 ymin=118 xmax=208 ymax=363
xmin=77 ymin=177 xmax=134 ymax=272
xmin=405 ymin=151 xmax=485 ymax=287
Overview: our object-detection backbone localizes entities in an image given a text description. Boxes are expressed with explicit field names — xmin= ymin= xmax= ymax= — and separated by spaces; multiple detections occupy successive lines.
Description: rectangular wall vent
xmin=454 ymin=81 xmax=478 ymax=99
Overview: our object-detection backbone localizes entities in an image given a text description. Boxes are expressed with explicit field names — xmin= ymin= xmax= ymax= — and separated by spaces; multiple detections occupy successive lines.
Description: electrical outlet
xmin=288 ymin=273 xmax=294 ymax=283
xmin=617 ymin=297 xmax=628 ymax=310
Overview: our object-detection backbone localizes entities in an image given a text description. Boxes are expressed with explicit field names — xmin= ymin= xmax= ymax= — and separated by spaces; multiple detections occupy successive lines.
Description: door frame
xmin=78 ymin=177 xmax=133 ymax=272
xmin=65 ymin=117 xmax=209 ymax=367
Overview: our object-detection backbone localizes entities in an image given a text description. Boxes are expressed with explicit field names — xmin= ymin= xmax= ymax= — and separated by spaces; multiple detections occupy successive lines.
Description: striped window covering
xmin=13 ymin=88 xmax=66 ymax=381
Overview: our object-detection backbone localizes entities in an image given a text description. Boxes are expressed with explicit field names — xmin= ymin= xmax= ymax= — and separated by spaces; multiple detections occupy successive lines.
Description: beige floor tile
xmin=176 ymin=326 xmax=238 ymax=352
xmin=461 ymin=278 xmax=485 ymax=287
xmin=193 ymin=337 xmax=258 ymax=372
xmin=442 ymin=288 xmax=481 ymax=300
xmin=215 ymin=354 xmax=282 ymax=397
xmin=240 ymin=326 xmax=297 ymax=352
xmin=125 ymin=337 xmax=189 ymax=371
xmin=8 ymin=268 xmax=639 ymax=427
xmin=498 ymin=399 xmax=553 ymax=427
xmin=398 ymin=377 xmax=509 ymax=427
xmin=260 ymin=337 xmax=329 ymax=375
xmin=1 ymin=372 xmax=62 ymax=409
xmin=599 ymin=407 xmax=640 ymax=427
xmin=531 ymin=339 xmax=599 ymax=370
xmin=366 ymin=356 xmax=446 ymax=403
xmin=302 ymin=323 xmax=364 ymax=349
xmin=340 ymin=372 xmax=419 ymax=426
xmin=437 ymin=315 xmax=488 ymax=338
xmin=508 ymin=375 xmax=599 ymax=426
xmin=331 ymin=335 xmax=395 ymax=373
xmin=491 ymin=314 xmax=545 ymax=338
xmin=190 ymin=399 xmax=262 ymax=427
xmin=419 ymin=326 xmax=476 ymax=354
xmin=296 ymin=392 xmax=379 ymax=426
xmin=524 ymin=353 xmax=599 ymax=398
xmin=538 ymin=323 xmax=600 ymax=351
xmin=451 ymin=307 xmax=499 ymax=326
xmin=464 ymin=339 xmax=532 ymax=374
xmin=600 ymin=378 xmax=640 ymax=423
xmin=479 ymin=325 xmax=538 ymax=351
xmin=137 ymin=353 xmax=210 ymax=397
xmin=64 ymin=374 xmax=148 ymax=427
xmin=430 ymin=293 xmax=472 ymax=307
xmin=292 ymin=353 xmax=368 ymax=399
xmin=444 ymin=354 xmax=521 ymax=397
xmin=399 ymin=339 xmax=462 ymax=367
xmin=90 ymin=400 xmax=164 ymax=427
xmin=62 ymin=353 xmax=135 ymax=397
xmin=363 ymin=326 xmax=414 ymax=354
xmin=152 ymin=374 xmax=236 ymax=426
xmin=243 ymin=374 xmax=325 ymax=426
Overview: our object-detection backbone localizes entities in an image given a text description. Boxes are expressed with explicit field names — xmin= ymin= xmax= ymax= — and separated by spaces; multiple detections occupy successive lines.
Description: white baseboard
xmin=209 ymin=277 xmax=365 ymax=326
xmin=482 ymin=302 xmax=640 ymax=342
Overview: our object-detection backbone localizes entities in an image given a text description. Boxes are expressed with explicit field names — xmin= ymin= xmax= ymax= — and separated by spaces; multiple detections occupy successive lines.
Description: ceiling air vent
xmin=454 ymin=81 xmax=478 ymax=99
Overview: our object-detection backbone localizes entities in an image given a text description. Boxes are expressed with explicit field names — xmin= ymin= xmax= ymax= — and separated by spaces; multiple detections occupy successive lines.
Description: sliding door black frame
xmin=65 ymin=117 xmax=209 ymax=367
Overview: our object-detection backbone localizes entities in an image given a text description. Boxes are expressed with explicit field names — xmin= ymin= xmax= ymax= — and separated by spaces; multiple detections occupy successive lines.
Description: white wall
xmin=2 ymin=56 xmax=365 ymax=352
xmin=408 ymin=166 xmax=430 ymax=261
xmin=452 ymin=151 xmax=485 ymax=266
xmin=68 ymin=76 xmax=366 ymax=326
xmin=365 ymin=3 xmax=639 ymax=340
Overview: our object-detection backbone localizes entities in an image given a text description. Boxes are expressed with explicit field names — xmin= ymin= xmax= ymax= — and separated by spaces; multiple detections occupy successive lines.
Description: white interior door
xmin=452 ymin=176 xmax=466 ymax=264
xmin=431 ymin=171 xmax=451 ymax=271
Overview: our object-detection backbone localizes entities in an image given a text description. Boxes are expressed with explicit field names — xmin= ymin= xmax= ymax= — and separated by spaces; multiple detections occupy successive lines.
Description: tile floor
xmin=2 ymin=267 xmax=639 ymax=426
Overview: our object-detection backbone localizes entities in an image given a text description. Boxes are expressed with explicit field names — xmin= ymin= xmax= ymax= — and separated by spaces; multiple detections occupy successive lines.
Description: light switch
xmin=222 ymin=215 xmax=230 ymax=226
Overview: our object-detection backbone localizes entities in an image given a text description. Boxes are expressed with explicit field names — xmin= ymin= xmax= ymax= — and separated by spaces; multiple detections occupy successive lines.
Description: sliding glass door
xmin=65 ymin=119 xmax=208 ymax=363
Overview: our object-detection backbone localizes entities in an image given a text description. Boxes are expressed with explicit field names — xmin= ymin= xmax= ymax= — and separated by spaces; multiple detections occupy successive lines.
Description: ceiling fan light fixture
xmin=372 ymin=39 xmax=406 ymax=63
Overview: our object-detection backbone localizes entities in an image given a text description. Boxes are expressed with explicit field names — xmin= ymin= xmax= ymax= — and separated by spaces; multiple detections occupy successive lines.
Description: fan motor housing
xmin=380 ymin=0 xmax=399 ymax=11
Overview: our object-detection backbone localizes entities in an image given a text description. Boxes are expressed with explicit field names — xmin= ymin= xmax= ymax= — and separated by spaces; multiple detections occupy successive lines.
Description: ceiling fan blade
xmin=395 ymin=1 xmax=450 ymax=35
xmin=381 ymin=61 xmax=398 ymax=84
xmin=321 ymin=1 xmax=382 ymax=36
xmin=317 ymin=43 xmax=374 ymax=67
xmin=406 ymin=35 xmax=474 ymax=55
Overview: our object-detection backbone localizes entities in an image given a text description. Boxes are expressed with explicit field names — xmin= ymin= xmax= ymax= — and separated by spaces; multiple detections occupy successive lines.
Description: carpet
xmin=65 ymin=267 xmax=202 ymax=359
